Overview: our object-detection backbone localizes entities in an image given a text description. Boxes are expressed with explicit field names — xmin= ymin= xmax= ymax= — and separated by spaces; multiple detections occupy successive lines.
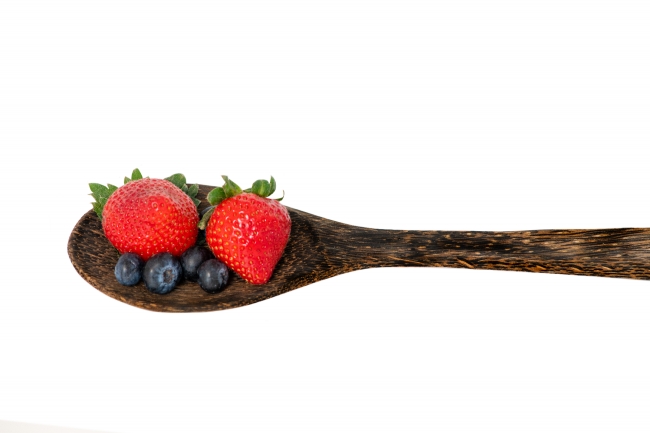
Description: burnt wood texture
xmin=68 ymin=185 xmax=650 ymax=312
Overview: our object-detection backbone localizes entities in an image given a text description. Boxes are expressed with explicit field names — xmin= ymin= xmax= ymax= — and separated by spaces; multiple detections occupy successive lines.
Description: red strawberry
xmin=90 ymin=169 xmax=201 ymax=260
xmin=200 ymin=176 xmax=291 ymax=284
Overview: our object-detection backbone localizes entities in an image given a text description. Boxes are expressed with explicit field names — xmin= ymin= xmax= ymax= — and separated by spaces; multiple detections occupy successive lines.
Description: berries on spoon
xmin=142 ymin=252 xmax=183 ymax=294
xmin=200 ymin=176 xmax=291 ymax=285
xmin=89 ymin=169 xmax=201 ymax=260
xmin=114 ymin=252 xmax=145 ymax=286
xmin=197 ymin=259 xmax=230 ymax=293
xmin=181 ymin=246 xmax=213 ymax=282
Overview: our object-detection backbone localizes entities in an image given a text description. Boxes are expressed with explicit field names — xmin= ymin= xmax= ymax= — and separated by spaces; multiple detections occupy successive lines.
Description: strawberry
xmin=200 ymin=176 xmax=291 ymax=285
xmin=89 ymin=169 xmax=201 ymax=260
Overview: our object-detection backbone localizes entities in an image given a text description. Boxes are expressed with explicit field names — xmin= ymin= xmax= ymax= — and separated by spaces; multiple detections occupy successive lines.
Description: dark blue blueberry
xmin=197 ymin=259 xmax=229 ymax=294
xmin=114 ymin=253 xmax=145 ymax=286
xmin=181 ymin=246 xmax=213 ymax=282
xmin=143 ymin=252 xmax=183 ymax=294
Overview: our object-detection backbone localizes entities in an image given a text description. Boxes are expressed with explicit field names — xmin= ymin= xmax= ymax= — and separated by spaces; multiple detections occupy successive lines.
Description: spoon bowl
xmin=69 ymin=185 xmax=650 ymax=312
xmin=69 ymin=187 xmax=340 ymax=311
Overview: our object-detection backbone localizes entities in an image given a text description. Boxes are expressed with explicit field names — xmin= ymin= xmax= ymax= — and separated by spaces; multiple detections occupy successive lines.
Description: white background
xmin=2 ymin=1 xmax=650 ymax=432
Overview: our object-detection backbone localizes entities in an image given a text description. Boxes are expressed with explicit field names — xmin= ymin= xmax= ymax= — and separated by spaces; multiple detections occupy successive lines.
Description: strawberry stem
xmin=207 ymin=187 xmax=227 ymax=206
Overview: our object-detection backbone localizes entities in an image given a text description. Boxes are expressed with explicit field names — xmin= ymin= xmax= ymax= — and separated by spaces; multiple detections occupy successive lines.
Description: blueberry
xmin=197 ymin=259 xmax=229 ymax=294
xmin=114 ymin=253 xmax=145 ymax=286
xmin=142 ymin=253 xmax=183 ymax=294
xmin=181 ymin=246 xmax=213 ymax=282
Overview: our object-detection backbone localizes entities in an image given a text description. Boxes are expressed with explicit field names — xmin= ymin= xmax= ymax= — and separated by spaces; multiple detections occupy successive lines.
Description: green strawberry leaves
xmin=89 ymin=181 xmax=121 ymax=219
xmin=202 ymin=175 xmax=285 ymax=229
xmin=90 ymin=171 xmax=284 ymax=222
xmin=248 ymin=176 xmax=284 ymax=201
xmin=165 ymin=173 xmax=201 ymax=208
xmin=222 ymin=176 xmax=242 ymax=197
xmin=251 ymin=179 xmax=272 ymax=197
xmin=269 ymin=176 xmax=277 ymax=196
xmin=207 ymin=187 xmax=227 ymax=206
xmin=123 ymin=168 xmax=143 ymax=184
xmin=206 ymin=175 xmax=284 ymax=206
xmin=92 ymin=168 xmax=146 ymax=218
xmin=206 ymin=176 xmax=240 ymax=206
xmin=187 ymin=183 xmax=199 ymax=198
xmin=90 ymin=168 xmax=201 ymax=219
xmin=164 ymin=173 xmax=186 ymax=189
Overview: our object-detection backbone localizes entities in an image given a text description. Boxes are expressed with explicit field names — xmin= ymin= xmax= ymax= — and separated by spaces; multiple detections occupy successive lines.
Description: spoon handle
xmin=322 ymin=226 xmax=650 ymax=280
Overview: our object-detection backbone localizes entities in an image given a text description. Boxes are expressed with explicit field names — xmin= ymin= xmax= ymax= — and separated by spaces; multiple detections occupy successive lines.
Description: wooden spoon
xmin=68 ymin=184 xmax=650 ymax=312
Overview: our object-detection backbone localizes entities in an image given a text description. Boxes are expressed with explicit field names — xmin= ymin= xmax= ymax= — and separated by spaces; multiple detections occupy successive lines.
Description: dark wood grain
xmin=68 ymin=184 xmax=650 ymax=312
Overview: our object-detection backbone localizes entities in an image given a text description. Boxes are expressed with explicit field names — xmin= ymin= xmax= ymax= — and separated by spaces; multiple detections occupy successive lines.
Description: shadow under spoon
xmin=68 ymin=185 xmax=650 ymax=312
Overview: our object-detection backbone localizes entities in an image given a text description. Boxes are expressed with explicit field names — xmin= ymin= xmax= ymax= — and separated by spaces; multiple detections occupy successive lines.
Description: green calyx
xmin=164 ymin=173 xmax=201 ymax=208
xmin=199 ymin=175 xmax=284 ymax=229
xmin=89 ymin=182 xmax=120 ymax=219
xmin=89 ymin=168 xmax=200 ymax=219
xmin=122 ymin=167 xmax=144 ymax=185
xmin=199 ymin=176 xmax=284 ymax=230
xmin=207 ymin=175 xmax=284 ymax=206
